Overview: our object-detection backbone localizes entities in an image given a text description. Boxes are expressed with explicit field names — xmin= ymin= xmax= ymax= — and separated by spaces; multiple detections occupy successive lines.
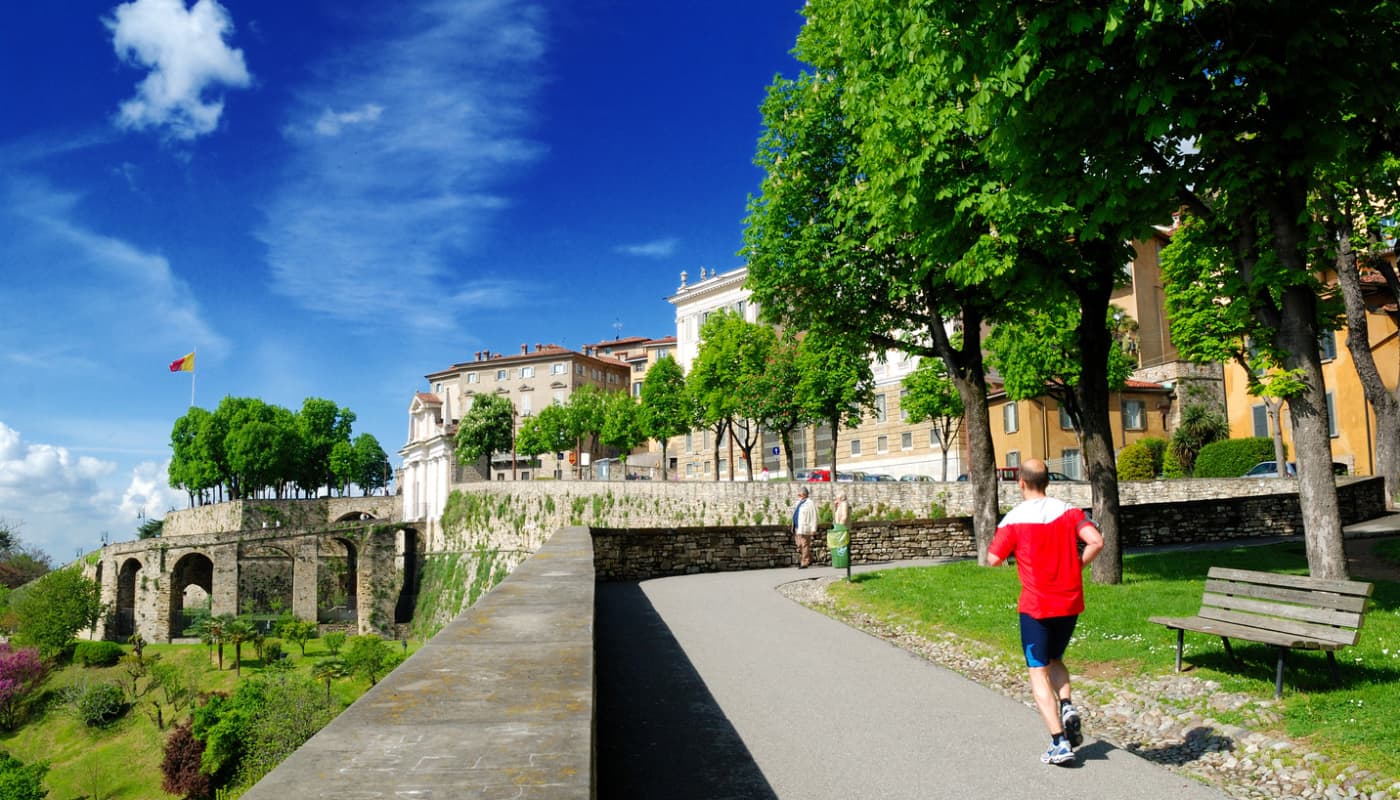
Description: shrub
xmin=73 ymin=640 xmax=124 ymax=667
xmin=0 ymin=752 xmax=49 ymax=800
xmin=11 ymin=567 xmax=103 ymax=658
xmin=1116 ymin=442 xmax=1157 ymax=481
xmin=65 ymin=679 xmax=127 ymax=727
xmin=1193 ymin=437 xmax=1279 ymax=478
xmin=321 ymin=631 xmax=347 ymax=656
xmin=161 ymin=719 xmax=212 ymax=799
xmin=261 ymin=639 xmax=285 ymax=664
xmin=342 ymin=635 xmax=402 ymax=686
xmin=1162 ymin=445 xmax=1186 ymax=478
xmin=1139 ymin=437 xmax=1168 ymax=475
xmin=1169 ymin=403 xmax=1230 ymax=476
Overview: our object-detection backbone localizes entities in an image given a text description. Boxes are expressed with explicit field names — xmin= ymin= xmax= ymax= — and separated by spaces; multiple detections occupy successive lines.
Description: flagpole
xmin=190 ymin=350 xmax=197 ymax=408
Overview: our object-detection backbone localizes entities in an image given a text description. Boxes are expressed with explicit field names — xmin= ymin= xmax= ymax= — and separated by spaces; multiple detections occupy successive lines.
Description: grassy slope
xmin=827 ymin=542 xmax=1400 ymax=780
xmin=1 ymin=638 xmax=417 ymax=799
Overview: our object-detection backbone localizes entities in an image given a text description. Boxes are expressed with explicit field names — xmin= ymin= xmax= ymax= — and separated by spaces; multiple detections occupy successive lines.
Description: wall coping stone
xmin=242 ymin=526 xmax=595 ymax=799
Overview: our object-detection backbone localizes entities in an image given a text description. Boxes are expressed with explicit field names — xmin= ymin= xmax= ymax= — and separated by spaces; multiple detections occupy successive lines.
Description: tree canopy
xmin=454 ymin=394 xmax=515 ymax=469
xmin=639 ymin=355 xmax=691 ymax=480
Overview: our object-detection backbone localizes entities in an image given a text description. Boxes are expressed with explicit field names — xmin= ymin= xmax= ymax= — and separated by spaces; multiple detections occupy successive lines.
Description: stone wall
xmin=162 ymin=496 xmax=400 ymax=538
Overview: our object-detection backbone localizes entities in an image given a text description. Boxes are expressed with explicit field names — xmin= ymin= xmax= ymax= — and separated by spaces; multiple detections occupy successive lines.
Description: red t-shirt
xmin=989 ymin=497 xmax=1094 ymax=618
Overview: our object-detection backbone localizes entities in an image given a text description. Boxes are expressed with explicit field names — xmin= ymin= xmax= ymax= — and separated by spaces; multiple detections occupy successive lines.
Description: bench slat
xmin=1201 ymin=591 xmax=1366 ymax=628
xmin=1204 ymin=577 xmax=1370 ymax=613
xmin=1149 ymin=615 xmax=1347 ymax=651
xmin=1206 ymin=567 xmax=1374 ymax=598
xmin=1198 ymin=607 xmax=1359 ymax=646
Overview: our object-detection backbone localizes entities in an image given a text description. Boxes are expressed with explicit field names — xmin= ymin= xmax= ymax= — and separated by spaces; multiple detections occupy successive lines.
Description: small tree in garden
xmin=321 ymin=631 xmax=347 ymax=656
xmin=226 ymin=618 xmax=256 ymax=675
xmin=12 ymin=567 xmax=104 ymax=658
xmin=161 ymin=719 xmax=211 ymax=800
xmin=0 ymin=752 xmax=49 ymax=800
xmin=277 ymin=618 xmax=317 ymax=656
xmin=342 ymin=635 xmax=398 ymax=686
xmin=0 ymin=643 xmax=48 ymax=729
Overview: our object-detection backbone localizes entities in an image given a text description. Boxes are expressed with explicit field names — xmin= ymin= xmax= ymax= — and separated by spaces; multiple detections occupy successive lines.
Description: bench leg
xmin=1327 ymin=650 xmax=1339 ymax=686
xmin=1174 ymin=628 xmax=1184 ymax=673
xmin=1274 ymin=647 xmax=1286 ymax=699
xmin=1220 ymin=636 xmax=1236 ymax=664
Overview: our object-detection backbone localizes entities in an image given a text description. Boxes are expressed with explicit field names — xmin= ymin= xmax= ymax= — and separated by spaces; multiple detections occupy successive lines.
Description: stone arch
xmin=394 ymin=527 xmax=423 ymax=624
xmin=169 ymin=552 xmax=214 ymax=640
xmin=114 ymin=557 xmax=142 ymax=639
xmin=333 ymin=511 xmax=377 ymax=522
xmin=239 ymin=542 xmax=294 ymax=616
xmin=318 ymin=536 xmax=359 ymax=624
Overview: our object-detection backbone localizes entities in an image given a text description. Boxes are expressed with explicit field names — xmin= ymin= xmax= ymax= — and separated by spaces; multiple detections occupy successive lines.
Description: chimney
xmin=521 ymin=344 xmax=528 ymax=355
xmin=535 ymin=343 xmax=542 ymax=352
xmin=474 ymin=351 xmax=482 ymax=361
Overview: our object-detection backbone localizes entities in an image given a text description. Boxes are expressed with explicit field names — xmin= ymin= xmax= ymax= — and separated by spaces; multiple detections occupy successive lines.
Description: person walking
xmin=986 ymin=458 xmax=1104 ymax=766
xmin=792 ymin=486 xmax=817 ymax=568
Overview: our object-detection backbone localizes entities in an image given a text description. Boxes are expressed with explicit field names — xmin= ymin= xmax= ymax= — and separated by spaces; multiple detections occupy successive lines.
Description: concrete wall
xmin=242 ymin=527 xmax=595 ymax=800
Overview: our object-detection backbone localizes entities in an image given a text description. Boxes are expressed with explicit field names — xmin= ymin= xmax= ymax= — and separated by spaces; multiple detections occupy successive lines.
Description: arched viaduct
xmin=95 ymin=497 xmax=422 ymax=643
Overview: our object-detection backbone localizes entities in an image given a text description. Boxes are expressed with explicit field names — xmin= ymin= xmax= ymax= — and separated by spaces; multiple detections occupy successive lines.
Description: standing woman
xmin=829 ymin=493 xmax=851 ymax=569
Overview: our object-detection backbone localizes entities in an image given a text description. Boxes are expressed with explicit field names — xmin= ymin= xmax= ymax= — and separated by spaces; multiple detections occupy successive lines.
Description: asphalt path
xmin=596 ymin=562 xmax=1228 ymax=800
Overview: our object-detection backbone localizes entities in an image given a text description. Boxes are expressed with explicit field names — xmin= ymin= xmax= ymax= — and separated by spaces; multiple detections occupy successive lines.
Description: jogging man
xmin=987 ymin=459 xmax=1104 ymax=765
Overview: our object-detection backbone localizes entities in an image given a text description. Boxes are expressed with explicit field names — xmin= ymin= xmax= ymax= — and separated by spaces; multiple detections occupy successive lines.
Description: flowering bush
xmin=0 ymin=643 xmax=48 ymax=729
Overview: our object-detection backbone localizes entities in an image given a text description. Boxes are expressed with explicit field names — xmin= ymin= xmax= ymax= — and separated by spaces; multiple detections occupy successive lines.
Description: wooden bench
xmin=1149 ymin=567 xmax=1373 ymax=697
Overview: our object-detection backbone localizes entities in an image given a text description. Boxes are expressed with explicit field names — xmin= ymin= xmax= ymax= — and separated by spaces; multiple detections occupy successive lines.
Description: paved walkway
xmin=596 ymin=561 xmax=1229 ymax=800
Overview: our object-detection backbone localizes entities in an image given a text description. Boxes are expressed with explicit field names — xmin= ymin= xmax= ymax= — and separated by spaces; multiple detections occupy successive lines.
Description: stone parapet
xmin=242 ymin=526 xmax=595 ymax=800
xmin=162 ymin=496 xmax=400 ymax=538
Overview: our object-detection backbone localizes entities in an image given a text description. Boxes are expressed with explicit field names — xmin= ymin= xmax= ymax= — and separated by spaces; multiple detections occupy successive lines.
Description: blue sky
xmin=0 ymin=0 xmax=806 ymax=562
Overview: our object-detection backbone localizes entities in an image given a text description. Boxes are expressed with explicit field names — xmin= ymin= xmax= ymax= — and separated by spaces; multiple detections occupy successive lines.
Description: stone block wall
xmin=162 ymin=496 xmax=400 ymax=538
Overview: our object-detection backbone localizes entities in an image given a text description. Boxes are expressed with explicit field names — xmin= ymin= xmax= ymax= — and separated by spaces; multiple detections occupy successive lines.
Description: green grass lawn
xmin=1 ymin=636 xmax=421 ymax=800
xmin=827 ymin=541 xmax=1400 ymax=781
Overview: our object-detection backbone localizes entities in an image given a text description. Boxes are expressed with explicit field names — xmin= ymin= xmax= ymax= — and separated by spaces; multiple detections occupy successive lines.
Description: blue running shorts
xmin=1019 ymin=613 xmax=1078 ymax=668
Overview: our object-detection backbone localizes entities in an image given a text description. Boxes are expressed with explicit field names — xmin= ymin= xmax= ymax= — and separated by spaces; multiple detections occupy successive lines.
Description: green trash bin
xmin=828 ymin=523 xmax=850 ymax=569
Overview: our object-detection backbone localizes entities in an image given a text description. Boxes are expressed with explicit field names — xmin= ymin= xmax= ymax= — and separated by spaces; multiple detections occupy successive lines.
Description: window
xmin=553 ymin=391 xmax=564 ymax=404
xmin=900 ymin=389 xmax=910 ymax=420
xmin=552 ymin=362 xmax=566 ymax=375
xmin=1006 ymin=450 xmax=1020 ymax=467
xmin=521 ymin=366 xmax=534 ymax=378
xmin=1059 ymin=405 xmax=1074 ymax=430
xmin=874 ymin=394 xmax=887 ymax=423
xmin=901 ymin=431 xmax=913 ymax=450
xmin=1319 ymin=333 xmax=1337 ymax=362
xmin=1003 ymin=403 xmax=1019 ymax=434
xmin=1251 ymin=404 xmax=1269 ymax=437
xmin=467 ymin=373 xmax=479 ymax=384
xmin=1122 ymin=399 xmax=1146 ymax=431
xmin=632 ymin=382 xmax=642 ymax=397
xmin=929 ymin=428 xmax=942 ymax=448
xmin=851 ymin=439 xmax=862 ymax=456
xmin=520 ymin=396 xmax=532 ymax=417
xmin=576 ymin=365 xmax=585 ymax=376
xmin=686 ymin=462 xmax=696 ymax=478
xmin=877 ymin=435 xmax=889 ymax=454
xmin=685 ymin=432 xmax=694 ymax=453
xmin=496 ymin=369 xmax=507 ymax=381
xmin=1327 ymin=391 xmax=1337 ymax=438
xmin=1061 ymin=448 xmax=1081 ymax=480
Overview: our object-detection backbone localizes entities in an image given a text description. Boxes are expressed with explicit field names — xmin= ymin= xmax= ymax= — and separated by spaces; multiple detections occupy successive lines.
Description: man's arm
xmin=986 ymin=528 xmax=1010 ymax=567
xmin=1078 ymin=522 xmax=1104 ymax=566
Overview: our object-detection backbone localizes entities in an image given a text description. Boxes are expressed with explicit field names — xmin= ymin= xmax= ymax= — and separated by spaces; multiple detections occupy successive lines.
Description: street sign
xmin=771 ymin=447 xmax=780 ymax=455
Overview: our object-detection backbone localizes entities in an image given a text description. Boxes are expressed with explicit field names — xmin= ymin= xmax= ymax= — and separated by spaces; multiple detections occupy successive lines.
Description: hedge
xmin=1193 ymin=437 xmax=1279 ymax=478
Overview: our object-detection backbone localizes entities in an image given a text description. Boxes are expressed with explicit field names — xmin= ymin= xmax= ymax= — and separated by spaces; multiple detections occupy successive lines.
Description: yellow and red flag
xmin=169 ymin=352 xmax=195 ymax=372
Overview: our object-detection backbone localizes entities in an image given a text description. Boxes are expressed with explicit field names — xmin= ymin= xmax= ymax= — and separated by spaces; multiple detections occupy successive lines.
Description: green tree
xmin=277 ymin=618 xmax=318 ymax=657
xmin=600 ymin=390 xmax=646 ymax=473
xmin=794 ymin=333 xmax=875 ymax=473
xmin=691 ymin=312 xmax=778 ymax=479
xmin=565 ymin=386 xmax=607 ymax=478
xmin=136 ymin=517 xmax=164 ymax=540
xmin=687 ymin=311 xmax=744 ymax=480
xmin=639 ymin=355 xmax=691 ymax=481
xmin=296 ymin=398 xmax=356 ymax=498
xmin=454 ymin=394 xmax=515 ymax=475
xmin=168 ymin=406 xmax=222 ymax=505
xmin=515 ymin=403 xmax=577 ymax=471
xmin=900 ymin=357 xmax=965 ymax=481
xmin=352 ymin=434 xmax=391 ymax=496
xmin=328 ymin=440 xmax=358 ymax=497
xmin=1169 ymin=404 xmax=1231 ymax=478
xmin=225 ymin=618 xmax=256 ymax=676
xmin=235 ymin=670 xmax=334 ymax=787
xmin=12 ymin=568 xmax=104 ymax=658
xmin=341 ymin=635 xmax=398 ymax=686
xmin=0 ymin=520 xmax=50 ymax=589
xmin=746 ymin=336 xmax=808 ymax=479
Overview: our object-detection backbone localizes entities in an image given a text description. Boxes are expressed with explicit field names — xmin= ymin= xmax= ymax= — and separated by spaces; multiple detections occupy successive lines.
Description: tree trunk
xmin=1267 ymin=399 xmax=1288 ymax=474
xmin=1274 ymin=282 xmax=1348 ymax=579
xmin=932 ymin=311 xmax=998 ymax=562
xmin=1334 ymin=231 xmax=1400 ymax=506
xmin=827 ymin=417 xmax=840 ymax=474
xmin=1072 ymin=277 xmax=1123 ymax=585
xmin=660 ymin=440 xmax=670 ymax=481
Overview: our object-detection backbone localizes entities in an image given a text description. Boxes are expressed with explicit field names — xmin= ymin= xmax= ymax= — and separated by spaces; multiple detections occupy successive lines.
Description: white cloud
xmin=118 ymin=460 xmax=186 ymax=521
xmin=615 ymin=238 xmax=679 ymax=258
xmin=106 ymin=0 xmax=252 ymax=140
xmin=258 ymin=0 xmax=547 ymax=331
xmin=0 ymin=421 xmax=114 ymax=510
xmin=313 ymin=104 xmax=384 ymax=137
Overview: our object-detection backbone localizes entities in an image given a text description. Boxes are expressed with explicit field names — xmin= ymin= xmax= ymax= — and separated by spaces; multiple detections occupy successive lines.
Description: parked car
xmin=957 ymin=468 xmax=1077 ymax=481
xmin=1242 ymin=460 xmax=1349 ymax=478
xmin=899 ymin=474 xmax=935 ymax=482
xmin=793 ymin=469 xmax=810 ymax=482
xmin=835 ymin=471 xmax=857 ymax=482
xmin=806 ymin=469 xmax=832 ymax=482
xmin=1048 ymin=472 xmax=1080 ymax=481
xmin=860 ymin=472 xmax=895 ymax=482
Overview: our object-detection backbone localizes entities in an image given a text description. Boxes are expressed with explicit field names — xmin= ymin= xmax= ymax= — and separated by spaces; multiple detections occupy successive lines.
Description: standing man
xmin=792 ymin=486 xmax=817 ymax=568
xmin=987 ymin=459 xmax=1103 ymax=766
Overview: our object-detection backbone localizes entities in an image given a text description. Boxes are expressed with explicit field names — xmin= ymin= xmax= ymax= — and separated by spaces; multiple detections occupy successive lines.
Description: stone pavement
xmin=596 ymin=561 xmax=1229 ymax=800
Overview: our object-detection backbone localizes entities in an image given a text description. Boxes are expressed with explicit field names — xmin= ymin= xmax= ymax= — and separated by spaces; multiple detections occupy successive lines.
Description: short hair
xmin=1019 ymin=460 xmax=1049 ymax=491
xmin=797 ymin=487 xmax=809 ymax=496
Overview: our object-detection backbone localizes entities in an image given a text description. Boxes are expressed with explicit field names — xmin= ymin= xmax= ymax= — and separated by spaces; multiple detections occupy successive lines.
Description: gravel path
xmin=779 ymin=575 xmax=1399 ymax=800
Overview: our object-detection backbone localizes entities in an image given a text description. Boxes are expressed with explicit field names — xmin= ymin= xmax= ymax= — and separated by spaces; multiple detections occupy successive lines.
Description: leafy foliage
xmin=0 ymin=519 xmax=50 ymax=589
xmin=161 ymin=719 xmax=211 ymax=800
xmin=599 ymin=390 xmax=645 ymax=468
xmin=320 ymin=631 xmax=347 ymax=656
xmin=0 ymin=752 xmax=49 ymax=800
xmin=341 ymin=635 xmax=401 ymax=687
xmin=277 ymin=618 xmax=318 ymax=657
xmin=63 ymin=679 xmax=127 ymax=727
xmin=794 ymin=332 xmax=875 ymax=471
xmin=1115 ymin=442 xmax=1157 ymax=482
xmin=638 ymin=355 xmax=691 ymax=480
xmin=136 ymin=517 xmax=164 ymax=539
xmin=1193 ymin=438 xmax=1280 ymax=479
xmin=11 ymin=567 xmax=103 ymax=658
xmin=454 ymin=393 xmax=515 ymax=467
xmin=72 ymin=640 xmax=124 ymax=667
xmin=1169 ymin=404 xmax=1230 ymax=478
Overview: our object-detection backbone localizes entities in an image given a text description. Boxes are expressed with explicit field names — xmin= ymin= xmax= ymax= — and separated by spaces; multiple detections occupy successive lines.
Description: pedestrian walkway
xmin=596 ymin=561 xmax=1229 ymax=800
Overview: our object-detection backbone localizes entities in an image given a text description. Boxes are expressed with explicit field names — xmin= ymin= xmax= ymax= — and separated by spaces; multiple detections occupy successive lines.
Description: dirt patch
xmin=1345 ymin=534 xmax=1400 ymax=583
